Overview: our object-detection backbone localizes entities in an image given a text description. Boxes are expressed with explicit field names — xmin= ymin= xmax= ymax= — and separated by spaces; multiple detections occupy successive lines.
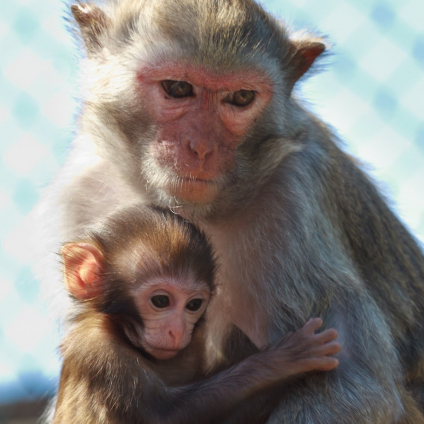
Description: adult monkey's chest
xmin=201 ymin=218 xmax=272 ymax=352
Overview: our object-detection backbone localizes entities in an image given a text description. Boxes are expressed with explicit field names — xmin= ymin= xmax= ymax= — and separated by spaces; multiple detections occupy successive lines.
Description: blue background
xmin=0 ymin=0 xmax=423 ymax=407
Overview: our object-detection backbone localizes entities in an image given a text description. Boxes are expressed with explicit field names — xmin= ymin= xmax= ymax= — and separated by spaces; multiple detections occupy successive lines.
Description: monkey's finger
xmin=295 ymin=355 xmax=339 ymax=373
xmin=310 ymin=341 xmax=341 ymax=357
xmin=312 ymin=356 xmax=339 ymax=371
xmin=312 ymin=328 xmax=338 ymax=345
xmin=301 ymin=318 xmax=323 ymax=335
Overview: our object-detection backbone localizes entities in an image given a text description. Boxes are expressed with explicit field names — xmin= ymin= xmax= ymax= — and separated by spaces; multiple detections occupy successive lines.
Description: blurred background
xmin=0 ymin=0 xmax=423 ymax=422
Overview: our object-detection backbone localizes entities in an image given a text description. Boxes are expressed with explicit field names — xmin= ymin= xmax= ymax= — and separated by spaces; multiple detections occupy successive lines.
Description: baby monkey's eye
xmin=151 ymin=295 xmax=170 ymax=308
xmin=162 ymin=80 xmax=193 ymax=98
xmin=186 ymin=298 xmax=203 ymax=312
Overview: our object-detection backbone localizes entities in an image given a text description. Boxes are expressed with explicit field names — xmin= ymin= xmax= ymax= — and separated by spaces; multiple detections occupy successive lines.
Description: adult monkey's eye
xmin=162 ymin=80 xmax=193 ymax=98
xmin=151 ymin=295 xmax=170 ymax=308
xmin=231 ymin=90 xmax=255 ymax=107
xmin=186 ymin=298 xmax=203 ymax=312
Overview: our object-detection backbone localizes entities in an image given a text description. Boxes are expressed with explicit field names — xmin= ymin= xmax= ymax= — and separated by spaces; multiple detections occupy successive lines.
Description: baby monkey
xmin=54 ymin=205 xmax=340 ymax=424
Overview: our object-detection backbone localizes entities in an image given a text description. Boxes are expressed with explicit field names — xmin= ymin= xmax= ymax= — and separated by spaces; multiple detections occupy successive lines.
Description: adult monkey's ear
xmin=71 ymin=2 xmax=110 ymax=55
xmin=285 ymin=36 xmax=326 ymax=92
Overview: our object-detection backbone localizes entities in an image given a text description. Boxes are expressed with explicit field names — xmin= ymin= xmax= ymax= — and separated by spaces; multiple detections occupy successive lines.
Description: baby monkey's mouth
xmin=147 ymin=346 xmax=181 ymax=360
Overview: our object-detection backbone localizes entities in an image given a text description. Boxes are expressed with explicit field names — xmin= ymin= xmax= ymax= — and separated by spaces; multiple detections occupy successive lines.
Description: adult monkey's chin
xmin=167 ymin=178 xmax=219 ymax=205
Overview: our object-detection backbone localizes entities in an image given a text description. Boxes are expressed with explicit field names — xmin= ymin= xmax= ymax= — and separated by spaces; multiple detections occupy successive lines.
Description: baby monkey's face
xmin=132 ymin=278 xmax=211 ymax=360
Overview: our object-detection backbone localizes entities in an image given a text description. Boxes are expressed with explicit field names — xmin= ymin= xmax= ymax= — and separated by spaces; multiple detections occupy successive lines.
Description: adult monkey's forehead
xmin=149 ymin=0 xmax=284 ymax=69
xmin=72 ymin=0 xmax=324 ymax=81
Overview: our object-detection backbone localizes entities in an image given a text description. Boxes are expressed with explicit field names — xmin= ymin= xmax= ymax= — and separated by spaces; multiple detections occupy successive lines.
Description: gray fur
xmin=36 ymin=0 xmax=424 ymax=422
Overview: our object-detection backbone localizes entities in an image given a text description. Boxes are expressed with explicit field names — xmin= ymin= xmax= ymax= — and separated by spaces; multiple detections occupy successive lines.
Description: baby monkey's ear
xmin=62 ymin=242 xmax=105 ymax=300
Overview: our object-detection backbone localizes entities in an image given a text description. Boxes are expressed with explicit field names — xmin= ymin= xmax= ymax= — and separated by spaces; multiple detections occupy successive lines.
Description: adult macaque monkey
xmin=54 ymin=205 xmax=340 ymax=424
xmin=36 ymin=0 xmax=424 ymax=422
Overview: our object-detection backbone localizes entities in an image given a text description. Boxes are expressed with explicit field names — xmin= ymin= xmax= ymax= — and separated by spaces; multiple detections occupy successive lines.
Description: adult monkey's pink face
xmin=71 ymin=0 xmax=324 ymax=212
xmin=137 ymin=62 xmax=273 ymax=205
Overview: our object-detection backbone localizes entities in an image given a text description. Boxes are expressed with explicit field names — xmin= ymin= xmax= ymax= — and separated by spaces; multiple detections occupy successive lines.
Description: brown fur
xmin=54 ymin=205 xmax=340 ymax=424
